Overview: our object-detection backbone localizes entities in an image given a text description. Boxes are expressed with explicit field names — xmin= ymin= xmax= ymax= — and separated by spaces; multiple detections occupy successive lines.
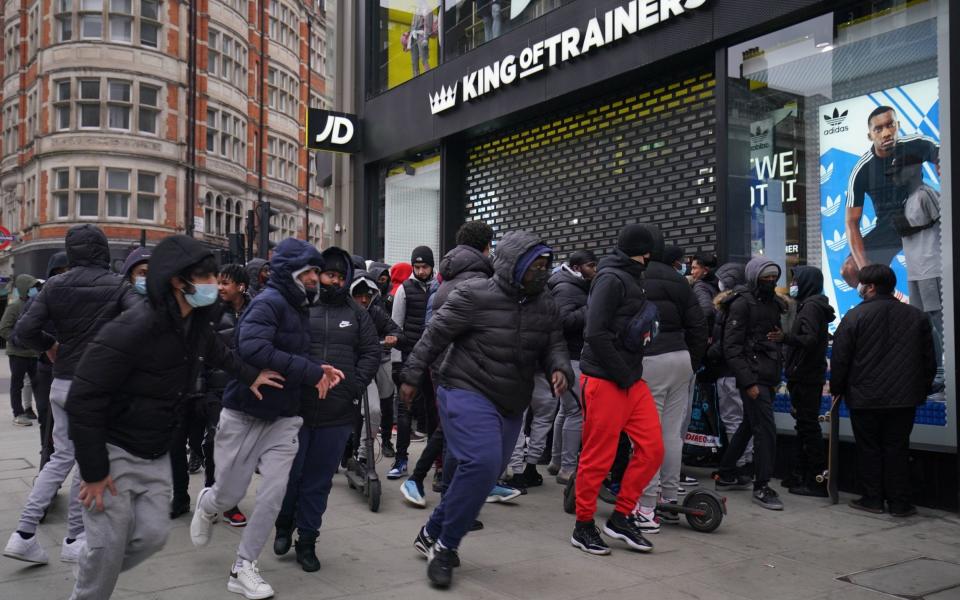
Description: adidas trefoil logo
xmin=429 ymin=83 xmax=458 ymax=115
xmin=820 ymin=162 xmax=834 ymax=185
xmin=823 ymin=107 xmax=848 ymax=127
xmin=825 ymin=229 xmax=848 ymax=252
xmin=821 ymin=193 xmax=842 ymax=217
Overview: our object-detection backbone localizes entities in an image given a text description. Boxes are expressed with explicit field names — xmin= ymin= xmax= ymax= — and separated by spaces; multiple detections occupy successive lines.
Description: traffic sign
xmin=0 ymin=226 xmax=14 ymax=251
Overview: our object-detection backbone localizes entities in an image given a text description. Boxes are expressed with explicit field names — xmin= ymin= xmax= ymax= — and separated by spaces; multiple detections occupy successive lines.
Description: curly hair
xmin=455 ymin=220 xmax=494 ymax=252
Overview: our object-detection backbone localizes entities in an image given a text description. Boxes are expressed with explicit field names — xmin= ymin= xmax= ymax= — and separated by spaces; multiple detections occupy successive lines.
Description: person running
xmin=572 ymin=223 xmax=665 ymax=556
xmin=772 ymin=266 xmax=834 ymax=497
xmin=546 ymin=249 xmax=597 ymax=485
xmin=715 ymin=257 xmax=786 ymax=510
xmin=0 ymin=274 xmax=43 ymax=426
xmin=388 ymin=247 xmax=438 ymax=480
xmin=5 ymin=225 xmax=140 ymax=566
xmin=190 ymin=238 xmax=343 ymax=600
xmin=400 ymin=230 xmax=572 ymax=588
xmin=274 ymin=247 xmax=380 ymax=572
xmin=65 ymin=235 xmax=282 ymax=600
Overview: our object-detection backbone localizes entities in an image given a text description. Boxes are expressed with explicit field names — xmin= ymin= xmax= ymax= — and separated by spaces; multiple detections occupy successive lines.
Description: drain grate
xmin=839 ymin=558 xmax=960 ymax=599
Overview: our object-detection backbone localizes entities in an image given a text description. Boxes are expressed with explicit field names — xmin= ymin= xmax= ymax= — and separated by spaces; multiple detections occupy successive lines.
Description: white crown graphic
xmin=429 ymin=83 xmax=458 ymax=115
xmin=825 ymin=229 xmax=848 ymax=252
xmin=820 ymin=163 xmax=834 ymax=185
xmin=821 ymin=194 xmax=842 ymax=217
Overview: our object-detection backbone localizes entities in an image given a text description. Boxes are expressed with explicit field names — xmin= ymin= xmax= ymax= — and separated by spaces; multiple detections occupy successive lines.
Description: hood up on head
xmin=146 ymin=235 xmax=214 ymax=313
xmin=46 ymin=251 xmax=69 ymax=278
xmin=319 ymin=246 xmax=354 ymax=303
xmin=244 ymin=258 xmax=269 ymax=290
xmin=716 ymin=262 xmax=746 ymax=292
xmin=121 ymin=247 xmax=151 ymax=278
xmin=791 ymin=266 xmax=824 ymax=301
xmin=548 ymin=263 xmax=590 ymax=292
xmin=744 ymin=256 xmax=781 ymax=291
xmin=65 ymin=224 xmax=111 ymax=269
xmin=439 ymin=244 xmax=494 ymax=282
xmin=390 ymin=262 xmax=412 ymax=296
xmin=492 ymin=230 xmax=553 ymax=293
xmin=350 ymin=270 xmax=380 ymax=298
xmin=268 ymin=239 xmax=325 ymax=308
xmin=14 ymin=274 xmax=39 ymax=300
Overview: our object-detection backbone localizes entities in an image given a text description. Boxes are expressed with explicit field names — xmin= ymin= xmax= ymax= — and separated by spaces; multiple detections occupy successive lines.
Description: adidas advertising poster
xmin=819 ymin=77 xmax=940 ymax=325
xmin=819 ymin=77 xmax=950 ymax=440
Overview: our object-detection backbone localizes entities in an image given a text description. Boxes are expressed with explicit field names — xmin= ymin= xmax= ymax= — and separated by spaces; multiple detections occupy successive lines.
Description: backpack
xmin=605 ymin=270 xmax=660 ymax=353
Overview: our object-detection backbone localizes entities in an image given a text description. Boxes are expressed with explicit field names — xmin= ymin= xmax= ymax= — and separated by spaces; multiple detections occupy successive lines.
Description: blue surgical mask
xmin=184 ymin=282 xmax=219 ymax=308
xmin=28 ymin=287 xmax=39 ymax=298
xmin=677 ymin=264 xmax=687 ymax=277
xmin=857 ymin=283 xmax=867 ymax=299
xmin=133 ymin=276 xmax=147 ymax=295
xmin=789 ymin=285 xmax=799 ymax=298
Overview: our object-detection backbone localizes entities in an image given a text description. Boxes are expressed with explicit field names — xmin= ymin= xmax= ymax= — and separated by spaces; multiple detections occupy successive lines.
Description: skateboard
xmin=816 ymin=396 xmax=841 ymax=504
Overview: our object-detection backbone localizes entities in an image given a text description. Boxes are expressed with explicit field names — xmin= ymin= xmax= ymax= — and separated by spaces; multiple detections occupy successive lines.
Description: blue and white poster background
xmin=819 ymin=77 xmax=940 ymax=331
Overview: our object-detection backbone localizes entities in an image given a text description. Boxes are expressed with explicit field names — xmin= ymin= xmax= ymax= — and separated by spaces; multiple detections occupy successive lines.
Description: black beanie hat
xmin=411 ymin=246 xmax=435 ymax=268
xmin=324 ymin=252 xmax=349 ymax=276
xmin=618 ymin=224 xmax=658 ymax=257
xmin=662 ymin=244 xmax=684 ymax=265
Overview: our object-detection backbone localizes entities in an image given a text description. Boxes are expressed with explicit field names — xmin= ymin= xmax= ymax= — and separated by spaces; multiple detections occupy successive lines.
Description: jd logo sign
xmin=306 ymin=109 xmax=361 ymax=153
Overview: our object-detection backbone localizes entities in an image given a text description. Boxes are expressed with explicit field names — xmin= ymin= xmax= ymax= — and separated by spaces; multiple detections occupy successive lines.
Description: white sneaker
xmin=228 ymin=559 xmax=275 ymax=599
xmin=630 ymin=508 xmax=661 ymax=534
xmin=60 ymin=534 xmax=86 ymax=563
xmin=3 ymin=531 xmax=49 ymax=564
xmin=190 ymin=487 xmax=217 ymax=547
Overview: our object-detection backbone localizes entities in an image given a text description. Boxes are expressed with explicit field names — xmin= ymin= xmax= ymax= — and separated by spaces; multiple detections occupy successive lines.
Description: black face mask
xmin=377 ymin=280 xmax=390 ymax=295
xmin=523 ymin=271 xmax=550 ymax=295
xmin=757 ymin=280 xmax=777 ymax=297
xmin=316 ymin=283 xmax=343 ymax=304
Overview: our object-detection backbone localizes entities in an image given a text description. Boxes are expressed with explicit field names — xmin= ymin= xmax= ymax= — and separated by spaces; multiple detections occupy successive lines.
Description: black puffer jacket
xmin=396 ymin=275 xmax=434 ymax=355
xmin=580 ymin=249 xmax=650 ymax=389
xmin=431 ymin=244 xmax=494 ymax=316
xmin=67 ymin=236 xmax=258 ymax=483
xmin=300 ymin=248 xmax=381 ymax=427
xmin=204 ymin=295 xmax=251 ymax=393
xmin=704 ymin=263 xmax=747 ymax=379
xmin=14 ymin=225 xmax=140 ymax=379
xmin=783 ymin=267 xmax=835 ymax=384
xmin=548 ymin=265 xmax=590 ymax=359
xmin=723 ymin=257 xmax=786 ymax=389
xmin=642 ymin=251 xmax=707 ymax=369
xmin=401 ymin=231 xmax=573 ymax=416
xmin=351 ymin=271 xmax=400 ymax=361
xmin=830 ymin=294 xmax=935 ymax=409
xmin=245 ymin=258 xmax=268 ymax=298
xmin=692 ymin=272 xmax=720 ymax=330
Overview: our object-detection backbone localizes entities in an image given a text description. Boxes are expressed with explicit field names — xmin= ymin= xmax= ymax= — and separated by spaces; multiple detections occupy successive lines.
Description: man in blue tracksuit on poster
xmin=399 ymin=230 xmax=573 ymax=589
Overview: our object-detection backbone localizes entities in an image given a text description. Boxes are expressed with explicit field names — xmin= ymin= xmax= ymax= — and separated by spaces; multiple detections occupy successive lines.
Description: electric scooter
xmin=344 ymin=389 xmax=382 ymax=512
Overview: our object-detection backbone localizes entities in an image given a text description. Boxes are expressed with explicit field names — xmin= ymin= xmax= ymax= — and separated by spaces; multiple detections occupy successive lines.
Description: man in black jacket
xmin=716 ymin=257 xmax=786 ymax=510
xmin=5 ymin=225 xmax=140 ymax=567
xmin=389 ymin=246 xmax=438 ymax=480
xmin=691 ymin=252 xmax=720 ymax=331
xmin=830 ymin=264 xmax=935 ymax=517
xmin=366 ymin=261 xmax=399 ymax=457
xmin=400 ymin=230 xmax=571 ymax=588
xmin=547 ymin=249 xmax=597 ymax=484
xmin=64 ymin=235 xmax=281 ymax=600
xmin=770 ymin=266 xmax=835 ymax=497
xmin=636 ymin=243 xmax=707 ymax=529
xmin=274 ymin=248 xmax=380 ymax=572
xmin=573 ymin=224 xmax=665 ymax=556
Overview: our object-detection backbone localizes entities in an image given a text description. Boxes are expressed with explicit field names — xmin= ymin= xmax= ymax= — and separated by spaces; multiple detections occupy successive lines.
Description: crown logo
xmin=823 ymin=107 xmax=848 ymax=127
xmin=429 ymin=83 xmax=458 ymax=115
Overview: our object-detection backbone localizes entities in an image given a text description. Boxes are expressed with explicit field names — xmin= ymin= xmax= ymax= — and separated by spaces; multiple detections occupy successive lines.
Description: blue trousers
xmin=426 ymin=387 xmax=522 ymax=550
xmin=276 ymin=424 xmax=353 ymax=540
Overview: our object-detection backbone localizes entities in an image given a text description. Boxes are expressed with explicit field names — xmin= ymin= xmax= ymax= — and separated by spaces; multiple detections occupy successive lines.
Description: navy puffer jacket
xmin=223 ymin=239 xmax=326 ymax=421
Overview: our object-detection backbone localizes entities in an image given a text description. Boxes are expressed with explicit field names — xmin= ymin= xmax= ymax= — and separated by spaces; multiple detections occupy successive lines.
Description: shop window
xmin=726 ymin=0 xmax=952 ymax=446
xmin=375 ymin=0 xmax=440 ymax=92
xmin=382 ymin=152 xmax=441 ymax=265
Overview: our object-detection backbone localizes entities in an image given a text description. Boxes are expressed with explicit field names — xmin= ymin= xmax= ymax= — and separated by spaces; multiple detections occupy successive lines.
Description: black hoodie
xmin=67 ymin=235 xmax=258 ymax=482
xmin=548 ymin=265 xmax=590 ymax=359
xmin=783 ymin=266 xmax=836 ymax=384
xmin=431 ymin=244 xmax=495 ymax=316
xmin=14 ymin=225 xmax=141 ymax=379
xmin=402 ymin=230 xmax=572 ymax=416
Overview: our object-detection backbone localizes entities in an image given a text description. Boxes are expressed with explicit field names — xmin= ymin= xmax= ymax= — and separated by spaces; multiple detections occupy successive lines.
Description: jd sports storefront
xmin=353 ymin=0 xmax=957 ymax=508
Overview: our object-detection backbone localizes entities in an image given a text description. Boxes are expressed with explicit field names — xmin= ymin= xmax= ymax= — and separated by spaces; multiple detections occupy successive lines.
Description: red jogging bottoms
xmin=575 ymin=375 xmax=664 ymax=522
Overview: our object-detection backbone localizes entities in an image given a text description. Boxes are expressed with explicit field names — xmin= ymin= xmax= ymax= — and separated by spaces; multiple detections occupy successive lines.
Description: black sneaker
xmin=23 ymin=408 xmax=38 ymax=420
xmin=522 ymin=464 xmax=543 ymax=487
xmin=501 ymin=475 xmax=528 ymax=494
xmin=294 ymin=540 xmax=321 ymax=572
xmin=571 ymin=522 xmax=611 ymax=555
xmin=432 ymin=470 xmax=444 ymax=493
xmin=788 ymin=483 xmax=828 ymax=498
xmin=715 ymin=474 xmax=753 ymax=491
xmin=188 ymin=454 xmax=203 ymax=474
xmin=274 ymin=526 xmax=293 ymax=556
xmin=169 ymin=495 xmax=190 ymax=519
xmin=849 ymin=497 xmax=885 ymax=514
xmin=753 ymin=486 xmax=784 ymax=510
xmin=427 ymin=543 xmax=459 ymax=588
xmin=603 ymin=512 xmax=654 ymax=552
xmin=382 ymin=439 xmax=396 ymax=458
xmin=414 ymin=526 xmax=435 ymax=558
xmin=888 ymin=503 xmax=917 ymax=518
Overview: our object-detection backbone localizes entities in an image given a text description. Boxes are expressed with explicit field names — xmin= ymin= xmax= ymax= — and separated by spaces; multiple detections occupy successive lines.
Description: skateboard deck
xmin=817 ymin=396 xmax=841 ymax=504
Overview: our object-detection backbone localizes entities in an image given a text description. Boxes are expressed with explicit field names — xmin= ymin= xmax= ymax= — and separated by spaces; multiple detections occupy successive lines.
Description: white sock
xmin=233 ymin=557 xmax=245 ymax=572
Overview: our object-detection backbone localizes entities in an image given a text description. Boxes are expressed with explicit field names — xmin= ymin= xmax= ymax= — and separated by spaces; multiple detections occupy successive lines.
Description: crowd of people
xmin=0 ymin=219 xmax=937 ymax=597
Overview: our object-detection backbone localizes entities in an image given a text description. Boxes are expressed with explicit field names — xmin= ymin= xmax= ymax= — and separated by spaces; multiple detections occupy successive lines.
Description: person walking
xmin=715 ymin=257 xmax=786 ymax=510
xmin=830 ymin=264 xmax=935 ymax=517
xmin=771 ymin=266 xmax=834 ymax=497
xmin=0 ymin=274 xmax=43 ymax=426
xmin=572 ymin=223 xmax=665 ymax=556
xmin=400 ymin=230 xmax=572 ymax=588
xmin=65 ymin=235 xmax=281 ymax=600
xmin=190 ymin=238 xmax=343 ymax=600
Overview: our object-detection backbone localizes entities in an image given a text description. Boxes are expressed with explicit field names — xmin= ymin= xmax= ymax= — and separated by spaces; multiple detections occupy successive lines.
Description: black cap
xmin=411 ymin=246 xmax=434 ymax=268
xmin=324 ymin=252 xmax=349 ymax=276
xmin=618 ymin=224 xmax=658 ymax=257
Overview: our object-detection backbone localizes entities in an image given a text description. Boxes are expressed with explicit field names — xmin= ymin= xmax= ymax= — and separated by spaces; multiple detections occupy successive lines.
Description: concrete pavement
xmin=0 ymin=374 xmax=959 ymax=599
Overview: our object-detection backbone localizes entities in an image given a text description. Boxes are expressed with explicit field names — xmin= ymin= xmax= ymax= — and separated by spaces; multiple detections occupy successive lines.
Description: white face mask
xmin=718 ymin=280 xmax=727 ymax=292
xmin=857 ymin=283 xmax=868 ymax=299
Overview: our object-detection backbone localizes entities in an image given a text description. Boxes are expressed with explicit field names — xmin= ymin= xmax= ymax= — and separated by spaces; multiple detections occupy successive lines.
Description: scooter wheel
xmin=684 ymin=491 xmax=723 ymax=533
xmin=562 ymin=473 xmax=576 ymax=515
xmin=368 ymin=479 xmax=381 ymax=513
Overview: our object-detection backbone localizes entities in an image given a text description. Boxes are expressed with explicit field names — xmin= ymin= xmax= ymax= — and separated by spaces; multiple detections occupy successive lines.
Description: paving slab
xmin=842 ymin=558 xmax=960 ymax=599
